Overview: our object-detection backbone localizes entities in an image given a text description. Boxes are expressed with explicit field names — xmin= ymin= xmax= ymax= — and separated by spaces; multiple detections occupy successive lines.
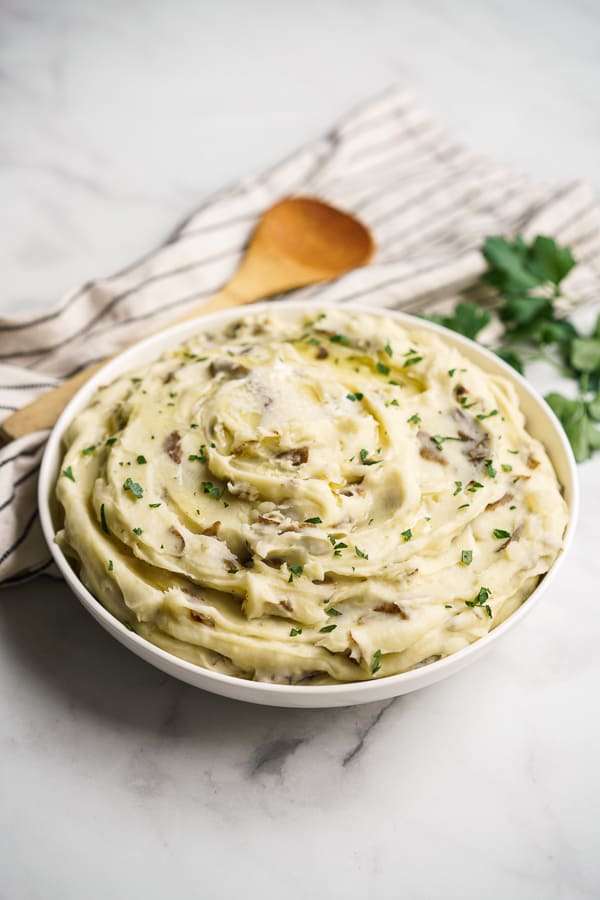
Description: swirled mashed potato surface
xmin=56 ymin=309 xmax=567 ymax=684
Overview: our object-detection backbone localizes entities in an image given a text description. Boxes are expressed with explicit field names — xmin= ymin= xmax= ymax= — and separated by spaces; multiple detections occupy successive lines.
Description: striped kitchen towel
xmin=1 ymin=88 xmax=599 ymax=585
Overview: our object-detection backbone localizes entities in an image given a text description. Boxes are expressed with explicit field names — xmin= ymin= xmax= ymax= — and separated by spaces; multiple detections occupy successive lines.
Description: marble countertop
xmin=1 ymin=2 xmax=599 ymax=897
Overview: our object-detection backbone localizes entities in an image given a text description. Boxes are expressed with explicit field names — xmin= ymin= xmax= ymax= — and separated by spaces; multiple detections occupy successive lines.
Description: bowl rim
xmin=38 ymin=300 xmax=579 ymax=703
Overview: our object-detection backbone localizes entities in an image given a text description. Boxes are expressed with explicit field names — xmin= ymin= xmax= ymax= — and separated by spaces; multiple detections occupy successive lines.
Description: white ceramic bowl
xmin=39 ymin=302 xmax=578 ymax=707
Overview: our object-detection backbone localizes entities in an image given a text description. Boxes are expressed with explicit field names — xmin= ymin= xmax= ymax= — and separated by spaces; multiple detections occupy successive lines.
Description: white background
xmin=1 ymin=2 xmax=599 ymax=898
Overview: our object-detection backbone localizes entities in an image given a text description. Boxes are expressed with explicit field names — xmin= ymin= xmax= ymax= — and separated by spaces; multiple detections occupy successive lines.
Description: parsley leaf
xmin=545 ymin=393 xmax=600 ymax=462
xmin=62 ymin=466 xmax=75 ymax=482
xmin=288 ymin=564 xmax=303 ymax=582
xmin=371 ymin=649 xmax=382 ymax=675
xmin=426 ymin=302 xmax=492 ymax=340
xmin=123 ymin=477 xmax=144 ymax=499
xmin=461 ymin=550 xmax=473 ymax=566
xmin=466 ymin=586 xmax=493 ymax=618
xmin=100 ymin=503 xmax=109 ymax=534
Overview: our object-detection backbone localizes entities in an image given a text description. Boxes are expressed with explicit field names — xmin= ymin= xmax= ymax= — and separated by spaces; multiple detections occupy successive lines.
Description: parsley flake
xmin=461 ymin=550 xmax=473 ymax=566
xmin=376 ymin=361 xmax=390 ymax=376
xmin=371 ymin=649 xmax=382 ymax=675
xmin=384 ymin=341 xmax=393 ymax=357
xmin=136 ymin=455 xmax=147 ymax=465
xmin=493 ymin=529 xmax=511 ymax=539
xmin=62 ymin=466 xmax=75 ymax=482
xmin=401 ymin=529 xmax=412 ymax=541
xmin=288 ymin=564 xmax=303 ymax=582
xmin=132 ymin=527 xmax=143 ymax=536
xmin=304 ymin=517 xmax=322 ymax=524
xmin=407 ymin=413 xmax=421 ymax=426
xmin=466 ymin=586 xmax=493 ymax=618
xmin=123 ymin=477 xmax=144 ymax=499
xmin=201 ymin=481 xmax=222 ymax=500
xmin=100 ymin=503 xmax=109 ymax=534
xmin=326 ymin=607 xmax=342 ymax=616
xmin=403 ymin=355 xmax=423 ymax=367
xmin=319 ymin=624 xmax=337 ymax=633
xmin=355 ymin=546 xmax=368 ymax=559
xmin=289 ymin=627 xmax=303 ymax=637
xmin=346 ymin=392 xmax=364 ymax=402
xmin=484 ymin=459 xmax=497 ymax=478
xmin=107 ymin=560 xmax=113 ymax=572
xmin=477 ymin=409 xmax=498 ymax=421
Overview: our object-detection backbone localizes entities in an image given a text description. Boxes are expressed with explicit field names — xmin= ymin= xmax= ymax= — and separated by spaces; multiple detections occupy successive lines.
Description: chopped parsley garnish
xmin=477 ymin=409 xmax=498 ymax=420
xmin=289 ymin=627 xmax=303 ymax=637
xmin=304 ymin=517 xmax=322 ymax=524
xmin=390 ymin=399 xmax=400 ymax=407
xmin=346 ymin=392 xmax=364 ymax=402
xmin=401 ymin=529 xmax=412 ymax=541
xmin=319 ymin=623 xmax=337 ymax=633
xmin=493 ymin=528 xmax=511 ymax=539
xmin=330 ymin=334 xmax=351 ymax=345
xmin=136 ymin=455 xmax=147 ymax=465
xmin=359 ymin=448 xmax=381 ymax=466
xmin=123 ymin=477 xmax=144 ymax=499
xmin=107 ymin=560 xmax=113 ymax=572
xmin=509 ymin=504 xmax=517 ymax=510
xmin=453 ymin=481 xmax=463 ymax=495
xmin=288 ymin=564 xmax=303 ymax=582
xmin=100 ymin=504 xmax=109 ymax=534
xmin=105 ymin=437 xmax=117 ymax=447
xmin=81 ymin=445 xmax=95 ymax=456
xmin=355 ymin=546 xmax=368 ymax=559
xmin=501 ymin=463 xmax=513 ymax=472
xmin=132 ymin=527 xmax=143 ymax=536
xmin=376 ymin=361 xmax=390 ymax=376
xmin=466 ymin=586 xmax=492 ymax=617
xmin=326 ymin=607 xmax=342 ymax=616
xmin=407 ymin=413 xmax=421 ymax=426
xmin=62 ymin=466 xmax=75 ymax=482
xmin=403 ymin=355 xmax=423 ymax=367
xmin=430 ymin=434 xmax=467 ymax=451
xmin=190 ymin=423 xmax=199 ymax=429
xmin=458 ymin=503 xmax=470 ymax=509
xmin=130 ymin=377 xmax=142 ymax=384
xmin=507 ymin=449 xmax=519 ymax=455
xmin=148 ymin=502 xmax=161 ymax=508
xmin=466 ymin=481 xmax=484 ymax=492
xmin=201 ymin=481 xmax=222 ymax=500
xmin=484 ymin=459 xmax=497 ymax=478
xmin=461 ymin=550 xmax=473 ymax=566
xmin=371 ymin=649 xmax=382 ymax=675
xmin=227 ymin=568 xmax=238 ymax=575
xmin=448 ymin=368 xmax=456 ymax=377
xmin=384 ymin=341 xmax=393 ymax=357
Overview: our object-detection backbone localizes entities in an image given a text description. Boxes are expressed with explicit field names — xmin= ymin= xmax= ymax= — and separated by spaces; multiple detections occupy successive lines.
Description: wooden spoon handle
xmin=1 ymin=287 xmax=245 ymax=441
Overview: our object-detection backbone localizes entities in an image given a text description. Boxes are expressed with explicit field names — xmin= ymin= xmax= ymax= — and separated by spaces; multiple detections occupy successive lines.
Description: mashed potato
xmin=56 ymin=308 xmax=568 ymax=683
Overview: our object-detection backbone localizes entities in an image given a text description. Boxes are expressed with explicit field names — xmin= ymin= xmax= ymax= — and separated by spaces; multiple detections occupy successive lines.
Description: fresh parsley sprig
xmin=425 ymin=233 xmax=600 ymax=462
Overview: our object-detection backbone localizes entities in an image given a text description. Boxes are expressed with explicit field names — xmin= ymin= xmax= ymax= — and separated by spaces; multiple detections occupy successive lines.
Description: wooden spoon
xmin=2 ymin=197 xmax=374 ymax=441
